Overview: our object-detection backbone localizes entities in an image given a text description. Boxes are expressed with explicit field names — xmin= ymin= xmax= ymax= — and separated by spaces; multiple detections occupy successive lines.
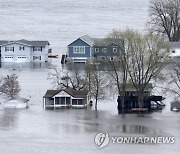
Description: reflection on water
xmin=0 ymin=106 xmax=174 ymax=138
xmin=0 ymin=62 xmax=50 ymax=69
xmin=119 ymin=125 xmax=167 ymax=136
xmin=0 ymin=109 xmax=18 ymax=130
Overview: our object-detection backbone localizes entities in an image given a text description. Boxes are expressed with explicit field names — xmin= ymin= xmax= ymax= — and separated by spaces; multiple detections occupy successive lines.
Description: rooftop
xmin=79 ymin=35 xmax=124 ymax=46
xmin=43 ymin=87 xmax=88 ymax=98
xmin=0 ymin=39 xmax=50 ymax=46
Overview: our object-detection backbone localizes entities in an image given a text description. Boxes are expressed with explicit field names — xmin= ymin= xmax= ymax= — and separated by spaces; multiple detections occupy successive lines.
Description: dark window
xmin=19 ymin=46 xmax=25 ymax=50
xmin=66 ymin=97 xmax=70 ymax=105
xmin=33 ymin=47 xmax=42 ymax=51
xmin=78 ymin=99 xmax=83 ymax=105
xmin=72 ymin=99 xmax=83 ymax=105
xmin=72 ymin=99 xmax=77 ymax=105
xmin=60 ymin=97 xmax=65 ymax=105
xmin=55 ymin=97 xmax=60 ymax=104
xmin=172 ymin=50 xmax=175 ymax=53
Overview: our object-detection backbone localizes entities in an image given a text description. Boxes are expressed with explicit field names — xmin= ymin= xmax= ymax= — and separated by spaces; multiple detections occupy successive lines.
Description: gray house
xmin=67 ymin=35 xmax=124 ymax=63
xmin=43 ymin=87 xmax=90 ymax=109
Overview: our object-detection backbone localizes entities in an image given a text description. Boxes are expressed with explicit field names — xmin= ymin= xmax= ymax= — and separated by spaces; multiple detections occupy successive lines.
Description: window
xmin=113 ymin=48 xmax=117 ymax=53
xmin=33 ymin=47 xmax=42 ymax=51
xmin=95 ymin=48 xmax=99 ymax=53
xmin=102 ymin=48 xmax=107 ymax=53
xmin=73 ymin=46 xmax=85 ymax=54
xmin=72 ymin=99 xmax=83 ymax=105
xmin=78 ymin=99 xmax=83 ymax=105
xmin=5 ymin=47 xmax=14 ymax=52
xmin=66 ymin=97 xmax=70 ymax=105
xmin=19 ymin=46 xmax=25 ymax=50
xmin=18 ymin=56 xmax=26 ymax=59
xmin=33 ymin=56 xmax=41 ymax=60
xmin=172 ymin=50 xmax=175 ymax=53
xmin=60 ymin=97 xmax=65 ymax=105
xmin=55 ymin=97 xmax=60 ymax=104
xmin=5 ymin=56 xmax=13 ymax=58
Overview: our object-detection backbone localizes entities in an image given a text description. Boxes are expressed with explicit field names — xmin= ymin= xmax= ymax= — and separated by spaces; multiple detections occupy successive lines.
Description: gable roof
xmin=43 ymin=87 xmax=88 ymax=98
xmin=79 ymin=35 xmax=94 ymax=46
xmin=0 ymin=39 xmax=50 ymax=47
xmin=68 ymin=35 xmax=124 ymax=47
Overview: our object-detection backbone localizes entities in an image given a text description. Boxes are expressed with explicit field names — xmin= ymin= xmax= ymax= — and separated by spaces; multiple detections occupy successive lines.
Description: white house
xmin=43 ymin=87 xmax=90 ymax=109
xmin=0 ymin=39 xmax=50 ymax=63
xmin=169 ymin=42 xmax=180 ymax=57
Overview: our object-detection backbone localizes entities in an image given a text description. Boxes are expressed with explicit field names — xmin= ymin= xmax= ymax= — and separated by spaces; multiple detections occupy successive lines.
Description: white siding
xmin=31 ymin=45 xmax=49 ymax=62
xmin=1 ymin=43 xmax=31 ymax=62
xmin=1 ymin=43 xmax=49 ymax=62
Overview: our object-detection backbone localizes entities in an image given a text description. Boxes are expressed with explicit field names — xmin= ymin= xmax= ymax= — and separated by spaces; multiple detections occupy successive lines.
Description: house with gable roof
xmin=67 ymin=35 xmax=124 ymax=63
xmin=43 ymin=87 xmax=90 ymax=109
xmin=0 ymin=39 xmax=50 ymax=63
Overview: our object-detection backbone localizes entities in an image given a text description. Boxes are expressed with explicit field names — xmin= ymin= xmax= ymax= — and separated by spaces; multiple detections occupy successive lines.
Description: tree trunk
xmin=95 ymin=97 xmax=98 ymax=111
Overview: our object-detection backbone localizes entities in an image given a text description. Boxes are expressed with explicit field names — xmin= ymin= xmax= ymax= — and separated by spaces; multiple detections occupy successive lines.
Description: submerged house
xmin=3 ymin=97 xmax=29 ymax=109
xmin=43 ymin=87 xmax=90 ymax=109
xmin=67 ymin=35 xmax=124 ymax=63
xmin=0 ymin=39 xmax=50 ymax=63
xmin=117 ymin=83 xmax=165 ymax=113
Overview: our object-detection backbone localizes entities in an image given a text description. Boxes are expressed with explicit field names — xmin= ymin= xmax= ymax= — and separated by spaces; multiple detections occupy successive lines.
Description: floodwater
xmin=0 ymin=0 xmax=150 ymax=54
xmin=0 ymin=59 xmax=179 ymax=154
xmin=0 ymin=0 xmax=179 ymax=153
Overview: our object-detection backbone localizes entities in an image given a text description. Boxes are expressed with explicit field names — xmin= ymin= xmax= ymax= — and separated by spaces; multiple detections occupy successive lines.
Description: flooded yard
xmin=0 ymin=60 xmax=179 ymax=154
xmin=0 ymin=0 xmax=179 ymax=153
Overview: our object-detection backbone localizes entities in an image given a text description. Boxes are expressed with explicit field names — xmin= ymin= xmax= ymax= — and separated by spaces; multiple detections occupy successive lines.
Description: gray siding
xmin=68 ymin=39 xmax=91 ymax=58
xmin=92 ymin=45 xmax=121 ymax=57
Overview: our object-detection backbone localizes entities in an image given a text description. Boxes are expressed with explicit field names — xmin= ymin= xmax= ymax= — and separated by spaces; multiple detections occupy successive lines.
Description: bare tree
xmin=164 ymin=60 xmax=180 ymax=98
xmin=0 ymin=74 xmax=21 ymax=99
xmin=124 ymin=29 xmax=169 ymax=107
xmin=148 ymin=0 xmax=180 ymax=41
xmin=48 ymin=64 xmax=87 ymax=90
xmin=88 ymin=63 xmax=107 ymax=111
xmin=105 ymin=29 xmax=128 ymax=112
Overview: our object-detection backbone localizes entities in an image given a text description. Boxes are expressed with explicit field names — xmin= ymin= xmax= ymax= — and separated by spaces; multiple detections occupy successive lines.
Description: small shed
xmin=3 ymin=97 xmax=29 ymax=109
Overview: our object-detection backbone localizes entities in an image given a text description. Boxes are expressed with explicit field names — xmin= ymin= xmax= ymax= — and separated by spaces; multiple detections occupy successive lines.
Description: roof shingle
xmin=43 ymin=87 xmax=88 ymax=98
